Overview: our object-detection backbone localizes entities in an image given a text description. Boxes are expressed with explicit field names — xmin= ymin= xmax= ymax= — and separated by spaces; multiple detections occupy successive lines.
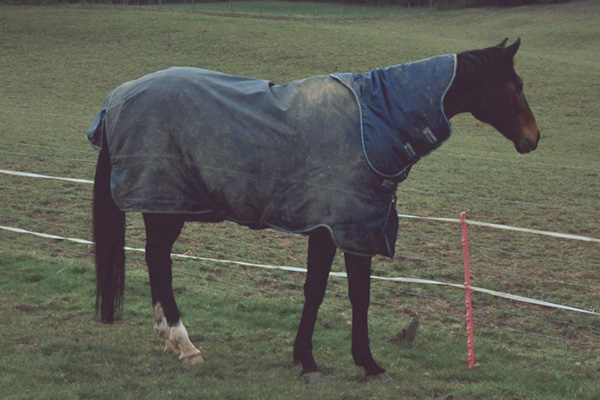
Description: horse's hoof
xmin=301 ymin=371 xmax=325 ymax=384
xmin=164 ymin=342 xmax=178 ymax=354
xmin=181 ymin=353 xmax=205 ymax=365
xmin=366 ymin=372 xmax=392 ymax=382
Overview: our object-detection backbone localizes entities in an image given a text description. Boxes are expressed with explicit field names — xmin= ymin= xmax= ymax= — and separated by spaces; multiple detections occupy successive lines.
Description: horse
xmin=89 ymin=38 xmax=539 ymax=382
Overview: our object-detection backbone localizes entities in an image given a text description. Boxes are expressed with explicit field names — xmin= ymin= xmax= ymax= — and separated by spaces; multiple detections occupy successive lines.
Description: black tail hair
xmin=93 ymin=123 xmax=126 ymax=323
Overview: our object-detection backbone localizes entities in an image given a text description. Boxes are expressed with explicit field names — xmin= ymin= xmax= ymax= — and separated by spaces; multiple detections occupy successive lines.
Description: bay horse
xmin=90 ymin=38 xmax=539 ymax=381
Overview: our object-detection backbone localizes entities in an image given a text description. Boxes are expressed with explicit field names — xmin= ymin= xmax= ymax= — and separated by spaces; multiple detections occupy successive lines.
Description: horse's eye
xmin=515 ymin=79 xmax=523 ymax=91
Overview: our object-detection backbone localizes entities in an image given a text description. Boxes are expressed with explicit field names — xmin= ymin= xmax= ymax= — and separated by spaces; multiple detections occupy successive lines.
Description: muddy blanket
xmin=87 ymin=54 xmax=456 ymax=257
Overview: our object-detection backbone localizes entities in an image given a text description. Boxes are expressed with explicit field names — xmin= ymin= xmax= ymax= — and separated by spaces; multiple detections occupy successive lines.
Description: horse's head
xmin=468 ymin=38 xmax=540 ymax=154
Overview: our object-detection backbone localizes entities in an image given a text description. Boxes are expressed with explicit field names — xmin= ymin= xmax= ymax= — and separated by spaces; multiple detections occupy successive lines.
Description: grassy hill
xmin=0 ymin=2 xmax=598 ymax=398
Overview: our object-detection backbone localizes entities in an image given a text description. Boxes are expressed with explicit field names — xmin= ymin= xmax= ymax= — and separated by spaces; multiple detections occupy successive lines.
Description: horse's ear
xmin=504 ymin=38 xmax=521 ymax=61
xmin=496 ymin=38 xmax=509 ymax=48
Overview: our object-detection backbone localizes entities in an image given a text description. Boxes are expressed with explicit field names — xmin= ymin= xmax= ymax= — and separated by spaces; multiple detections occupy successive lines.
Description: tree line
xmin=10 ymin=0 xmax=569 ymax=7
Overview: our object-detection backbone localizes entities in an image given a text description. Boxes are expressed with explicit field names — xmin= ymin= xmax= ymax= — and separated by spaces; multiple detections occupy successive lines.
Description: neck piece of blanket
xmin=87 ymin=54 xmax=456 ymax=258
xmin=331 ymin=53 xmax=456 ymax=180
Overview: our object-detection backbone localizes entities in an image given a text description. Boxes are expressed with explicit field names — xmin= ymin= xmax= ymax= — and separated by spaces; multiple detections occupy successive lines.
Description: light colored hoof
xmin=301 ymin=371 xmax=325 ymax=384
xmin=164 ymin=341 xmax=178 ymax=354
xmin=181 ymin=352 xmax=205 ymax=365
xmin=366 ymin=372 xmax=393 ymax=383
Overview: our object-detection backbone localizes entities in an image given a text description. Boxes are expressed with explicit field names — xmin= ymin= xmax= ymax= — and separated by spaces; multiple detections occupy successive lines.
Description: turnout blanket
xmin=87 ymin=54 xmax=456 ymax=257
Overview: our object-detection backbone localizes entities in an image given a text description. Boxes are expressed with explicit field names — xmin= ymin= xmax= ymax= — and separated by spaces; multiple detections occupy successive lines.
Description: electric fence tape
xmin=1 ymin=225 xmax=598 ymax=316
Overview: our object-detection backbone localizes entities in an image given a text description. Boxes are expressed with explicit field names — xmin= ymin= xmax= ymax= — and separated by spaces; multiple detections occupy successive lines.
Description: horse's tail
xmin=93 ymin=118 xmax=126 ymax=323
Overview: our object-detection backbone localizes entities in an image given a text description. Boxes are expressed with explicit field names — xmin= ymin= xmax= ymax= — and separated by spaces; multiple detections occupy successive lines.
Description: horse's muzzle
xmin=515 ymin=129 xmax=540 ymax=154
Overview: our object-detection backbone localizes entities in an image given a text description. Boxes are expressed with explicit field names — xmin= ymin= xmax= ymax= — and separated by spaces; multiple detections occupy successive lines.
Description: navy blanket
xmin=87 ymin=54 xmax=456 ymax=257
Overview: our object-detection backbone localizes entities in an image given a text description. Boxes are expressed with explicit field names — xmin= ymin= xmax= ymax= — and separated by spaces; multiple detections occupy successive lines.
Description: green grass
xmin=161 ymin=0 xmax=429 ymax=18
xmin=1 ymin=1 xmax=599 ymax=399
xmin=1 ymin=252 xmax=597 ymax=399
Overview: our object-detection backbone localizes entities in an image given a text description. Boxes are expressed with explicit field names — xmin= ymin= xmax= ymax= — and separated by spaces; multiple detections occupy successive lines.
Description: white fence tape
xmin=398 ymin=214 xmax=600 ymax=244
xmin=2 ymin=168 xmax=598 ymax=244
xmin=1 ymin=225 xmax=598 ymax=316
xmin=0 ymin=169 xmax=93 ymax=184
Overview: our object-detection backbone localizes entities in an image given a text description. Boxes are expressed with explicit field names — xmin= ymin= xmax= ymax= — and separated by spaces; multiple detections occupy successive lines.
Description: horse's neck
xmin=443 ymin=53 xmax=485 ymax=119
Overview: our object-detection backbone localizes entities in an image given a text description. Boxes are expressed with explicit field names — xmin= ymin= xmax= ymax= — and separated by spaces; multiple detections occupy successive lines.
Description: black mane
xmin=456 ymin=45 xmax=508 ymax=83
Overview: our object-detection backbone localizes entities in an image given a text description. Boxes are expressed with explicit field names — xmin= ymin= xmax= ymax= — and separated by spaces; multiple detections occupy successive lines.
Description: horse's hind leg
xmin=293 ymin=228 xmax=336 ymax=380
xmin=143 ymin=213 xmax=203 ymax=364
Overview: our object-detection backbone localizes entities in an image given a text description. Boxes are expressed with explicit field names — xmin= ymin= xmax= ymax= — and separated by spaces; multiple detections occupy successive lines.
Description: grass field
xmin=1 ymin=1 xmax=599 ymax=399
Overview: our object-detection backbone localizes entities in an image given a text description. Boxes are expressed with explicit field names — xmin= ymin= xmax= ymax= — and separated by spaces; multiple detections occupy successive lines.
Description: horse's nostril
xmin=526 ymin=132 xmax=539 ymax=150
xmin=518 ymin=132 xmax=539 ymax=153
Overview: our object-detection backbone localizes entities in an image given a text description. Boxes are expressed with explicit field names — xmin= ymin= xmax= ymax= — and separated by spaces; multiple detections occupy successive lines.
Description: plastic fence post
xmin=460 ymin=211 xmax=477 ymax=368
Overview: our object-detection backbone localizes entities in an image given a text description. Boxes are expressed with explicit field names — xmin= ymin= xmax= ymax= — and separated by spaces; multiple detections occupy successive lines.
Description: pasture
xmin=1 ymin=1 xmax=599 ymax=398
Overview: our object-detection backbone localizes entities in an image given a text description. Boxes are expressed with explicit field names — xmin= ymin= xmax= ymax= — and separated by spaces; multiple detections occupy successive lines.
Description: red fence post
xmin=460 ymin=211 xmax=477 ymax=368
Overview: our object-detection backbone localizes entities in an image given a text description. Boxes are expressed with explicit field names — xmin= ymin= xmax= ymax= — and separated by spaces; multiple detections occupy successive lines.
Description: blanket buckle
xmin=422 ymin=126 xmax=438 ymax=144
xmin=381 ymin=179 xmax=396 ymax=190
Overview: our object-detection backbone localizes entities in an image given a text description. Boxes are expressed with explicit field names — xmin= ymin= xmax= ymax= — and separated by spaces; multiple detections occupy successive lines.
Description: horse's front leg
xmin=144 ymin=213 xmax=203 ymax=364
xmin=344 ymin=253 xmax=389 ymax=380
xmin=293 ymin=228 xmax=336 ymax=382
